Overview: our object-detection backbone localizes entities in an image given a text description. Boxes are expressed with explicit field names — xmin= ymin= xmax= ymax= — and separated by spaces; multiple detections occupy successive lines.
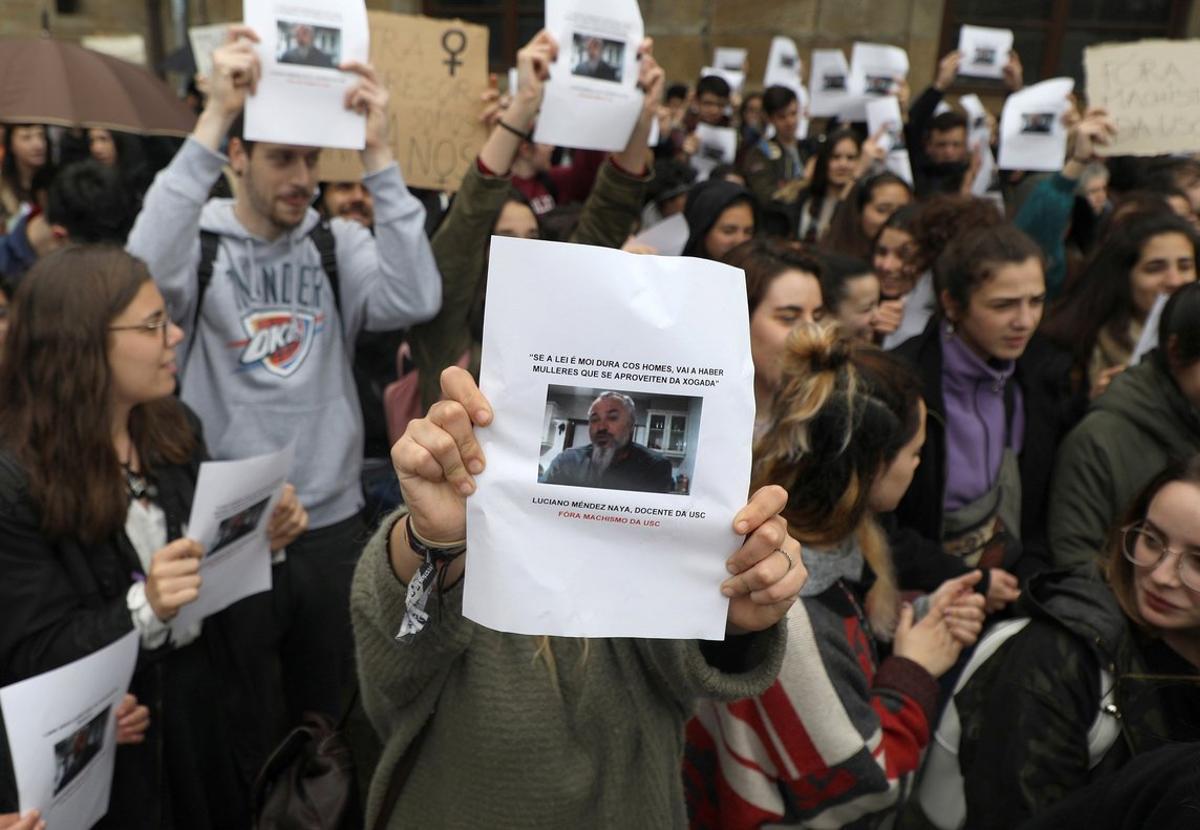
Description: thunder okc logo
xmin=229 ymin=308 xmax=325 ymax=377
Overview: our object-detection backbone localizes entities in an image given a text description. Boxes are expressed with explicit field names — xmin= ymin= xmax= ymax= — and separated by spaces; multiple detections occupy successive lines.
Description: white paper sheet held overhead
xmin=958 ymin=25 xmax=1013 ymax=80
xmin=1 ymin=632 xmax=139 ymax=830
xmin=849 ymin=42 xmax=909 ymax=120
xmin=189 ymin=22 xmax=239 ymax=80
xmin=764 ymin=36 xmax=802 ymax=90
xmin=690 ymin=123 xmax=738 ymax=181
xmin=866 ymin=96 xmax=913 ymax=185
xmin=171 ymin=444 xmax=295 ymax=632
xmin=634 ymin=213 xmax=689 ymax=256
xmin=998 ymin=77 xmax=1073 ymax=171
xmin=960 ymin=94 xmax=998 ymax=195
xmin=809 ymin=49 xmax=853 ymax=118
xmin=534 ymin=0 xmax=644 ymax=152
xmin=465 ymin=237 xmax=756 ymax=639
xmin=714 ymin=47 xmax=747 ymax=72
xmin=243 ymin=0 xmax=368 ymax=149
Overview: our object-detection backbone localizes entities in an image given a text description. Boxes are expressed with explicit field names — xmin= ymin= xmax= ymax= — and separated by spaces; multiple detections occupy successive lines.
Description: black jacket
xmin=890 ymin=320 xmax=1082 ymax=579
xmin=542 ymin=442 xmax=675 ymax=493
xmin=948 ymin=567 xmax=1200 ymax=830
xmin=0 ymin=415 xmax=273 ymax=828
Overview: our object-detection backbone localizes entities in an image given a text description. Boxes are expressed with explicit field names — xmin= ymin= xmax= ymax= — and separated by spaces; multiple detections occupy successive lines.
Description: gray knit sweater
xmin=351 ymin=512 xmax=786 ymax=828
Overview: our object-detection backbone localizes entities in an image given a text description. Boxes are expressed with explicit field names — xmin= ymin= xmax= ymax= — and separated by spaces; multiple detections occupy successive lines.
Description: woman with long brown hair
xmin=0 ymin=246 xmax=307 ymax=828
xmin=908 ymin=455 xmax=1200 ymax=829
xmin=685 ymin=324 xmax=985 ymax=829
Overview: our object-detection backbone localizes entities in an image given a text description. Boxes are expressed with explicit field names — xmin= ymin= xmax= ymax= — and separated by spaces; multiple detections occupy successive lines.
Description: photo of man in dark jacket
xmin=542 ymin=392 xmax=674 ymax=493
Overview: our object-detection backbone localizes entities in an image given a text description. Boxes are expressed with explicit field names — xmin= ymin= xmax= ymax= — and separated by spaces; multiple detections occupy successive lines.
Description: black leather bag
xmin=252 ymin=710 xmax=360 ymax=830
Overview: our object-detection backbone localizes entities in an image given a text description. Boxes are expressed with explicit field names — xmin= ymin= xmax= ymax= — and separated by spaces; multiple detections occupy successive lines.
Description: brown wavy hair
xmin=751 ymin=323 xmax=923 ymax=635
xmin=0 ymin=245 xmax=195 ymax=543
xmin=1104 ymin=455 xmax=1200 ymax=632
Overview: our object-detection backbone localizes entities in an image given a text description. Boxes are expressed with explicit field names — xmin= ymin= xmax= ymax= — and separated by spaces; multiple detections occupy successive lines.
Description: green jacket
xmin=410 ymin=158 xmax=651 ymax=410
xmin=351 ymin=513 xmax=786 ymax=829
xmin=742 ymin=137 xmax=803 ymax=209
xmin=1048 ymin=357 xmax=1200 ymax=568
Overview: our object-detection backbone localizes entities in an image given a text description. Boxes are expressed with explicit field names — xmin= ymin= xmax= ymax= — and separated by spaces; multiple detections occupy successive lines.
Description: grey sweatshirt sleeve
xmin=335 ymin=163 xmax=443 ymax=336
xmin=126 ymin=138 xmax=227 ymax=324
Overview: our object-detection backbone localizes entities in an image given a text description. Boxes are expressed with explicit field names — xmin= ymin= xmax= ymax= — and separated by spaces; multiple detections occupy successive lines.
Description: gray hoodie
xmin=127 ymin=139 xmax=442 ymax=527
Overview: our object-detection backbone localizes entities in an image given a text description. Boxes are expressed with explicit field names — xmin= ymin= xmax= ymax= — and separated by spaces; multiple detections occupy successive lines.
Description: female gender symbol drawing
xmin=442 ymin=29 xmax=467 ymax=76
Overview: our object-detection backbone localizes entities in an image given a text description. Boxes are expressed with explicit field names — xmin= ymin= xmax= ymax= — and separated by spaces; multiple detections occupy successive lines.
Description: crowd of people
xmin=1 ymin=20 xmax=1199 ymax=830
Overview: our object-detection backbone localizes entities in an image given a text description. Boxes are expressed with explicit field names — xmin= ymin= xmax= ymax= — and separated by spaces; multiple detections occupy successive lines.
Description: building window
xmin=938 ymin=0 xmax=1189 ymax=88
xmin=423 ymin=0 xmax=543 ymax=71
xmin=55 ymin=0 xmax=81 ymax=13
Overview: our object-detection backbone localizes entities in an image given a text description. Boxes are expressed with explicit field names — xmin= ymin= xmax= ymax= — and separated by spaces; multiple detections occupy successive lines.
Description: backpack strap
xmin=190 ymin=223 xmax=341 ymax=353
xmin=193 ymin=230 xmax=222 ymax=337
xmin=308 ymin=219 xmax=341 ymax=319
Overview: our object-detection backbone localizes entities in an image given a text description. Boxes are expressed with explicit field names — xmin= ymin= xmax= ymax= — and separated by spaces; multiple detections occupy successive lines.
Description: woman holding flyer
xmin=684 ymin=323 xmax=985 ymax=828
xmin=352 ymin=366 xmax=805 ymax=828
xmin=0 ymin=246 xmax=307 ymax=828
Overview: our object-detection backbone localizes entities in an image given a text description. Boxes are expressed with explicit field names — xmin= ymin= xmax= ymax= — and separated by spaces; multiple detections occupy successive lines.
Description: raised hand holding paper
xmin=534 ymin=0 xmax=644 ymax=152
xmin=243 ymin=0 xmax=368 ymax=149
xmin=170 ymin=444 xmax=295 ymax=633
xmin=998 ymin=77 xmax=1074 ymax=171
xmin=189 ymin=22 xmax=239 ymax=80
xmin=1 ymin=632 xmax=138 ymax=830
xmin=958 ymin=25 xmax=1013 ymax=80
xmin=465 ymin=238 xmax=755 ymax=639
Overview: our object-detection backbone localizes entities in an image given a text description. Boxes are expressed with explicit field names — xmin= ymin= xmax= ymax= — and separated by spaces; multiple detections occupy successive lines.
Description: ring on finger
xmin=773 ymin=547 xmax=794 ymax=572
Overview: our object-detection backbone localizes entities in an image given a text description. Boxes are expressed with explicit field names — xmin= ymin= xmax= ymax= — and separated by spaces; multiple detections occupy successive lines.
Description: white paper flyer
xmin=534 ymin=0 xmax=644 ymax=152
xmin=189 ymin=21 xmax=239 ymax=80
xmin=243 ymin=0 xmax=369 ymax=149
xmin=465 ymin=237 xmax=755 ymax=639
xmin=714 ymin=47 xmax=748 ymax=73
xmin=960 ymin=93 xmax=998 ymax=195
xmin=171 ymin=443 xmax=295 ymax=632
xmin=690 ymin=123 xmax=738 ymax=181
xmin=866 ymin=95 xmax=913 ymax=185
xmin=634 ymin=212 xmax=689 ymax=256
xmin=958 ymin=24 xmax=1013 ymax=80
xmin=998 ymin=77 xmax=1074 ymax=171
xmin=1 ymin=632 xmax=139 ymax=830
xmin=808 ymin=49 xmax=853 ymax=119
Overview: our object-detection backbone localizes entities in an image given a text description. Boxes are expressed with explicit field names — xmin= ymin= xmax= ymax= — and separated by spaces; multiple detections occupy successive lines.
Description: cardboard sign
xmin=1085 ymin=39 xmax=1200 ymax=157
xmin=317 ymin=12 xmax=489 ymax=190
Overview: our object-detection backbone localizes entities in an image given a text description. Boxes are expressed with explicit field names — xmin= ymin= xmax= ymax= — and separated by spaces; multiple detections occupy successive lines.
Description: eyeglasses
xmin=1121 ymin=523 xmax=1200 ymax=592
xmin=109 ymin=317 xmax=172 ymax=346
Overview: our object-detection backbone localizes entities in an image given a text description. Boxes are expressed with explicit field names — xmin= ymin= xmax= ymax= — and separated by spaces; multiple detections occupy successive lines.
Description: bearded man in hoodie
xmin=126 ymin=27 xmax=441 ymax=723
